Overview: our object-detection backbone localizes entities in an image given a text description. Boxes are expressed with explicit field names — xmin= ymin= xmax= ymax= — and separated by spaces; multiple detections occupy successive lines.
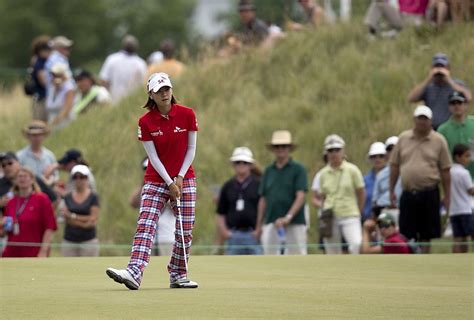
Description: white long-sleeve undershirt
xmin=142 ymin=131 xmax=197 ymax=186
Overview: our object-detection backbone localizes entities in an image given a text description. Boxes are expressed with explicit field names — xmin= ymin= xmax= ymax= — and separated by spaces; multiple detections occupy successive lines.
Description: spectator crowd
xmin=0 ymin=0 xmax=473 ymax=257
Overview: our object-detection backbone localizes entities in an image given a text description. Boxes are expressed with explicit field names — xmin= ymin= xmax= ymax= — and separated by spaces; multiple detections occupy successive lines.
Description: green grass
xmin=1 ymin=255 xmax=472 ymax=319
xmin=1 ymin=22 xmax=473 ymax=248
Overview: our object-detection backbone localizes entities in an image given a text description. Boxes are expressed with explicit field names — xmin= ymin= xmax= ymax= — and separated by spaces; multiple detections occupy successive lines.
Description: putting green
xmin=1 ymin=255 xmax=472 ymax=319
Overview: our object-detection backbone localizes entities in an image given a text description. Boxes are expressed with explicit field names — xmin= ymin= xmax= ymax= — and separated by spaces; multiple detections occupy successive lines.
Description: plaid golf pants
xmin=127 ymin=178 xmax=196 ymax=284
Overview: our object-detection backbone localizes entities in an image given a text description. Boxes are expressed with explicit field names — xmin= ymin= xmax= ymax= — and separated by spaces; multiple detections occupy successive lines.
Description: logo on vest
xmin=174 ymin=126 xmax=187 ymax=133
xmin=151 ymin=130 xmax=164 ymax=136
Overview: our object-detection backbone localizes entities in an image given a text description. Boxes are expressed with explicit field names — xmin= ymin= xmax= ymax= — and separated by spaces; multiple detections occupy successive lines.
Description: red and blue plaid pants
xmin=127 ymin=178 xmax=196 ymax=283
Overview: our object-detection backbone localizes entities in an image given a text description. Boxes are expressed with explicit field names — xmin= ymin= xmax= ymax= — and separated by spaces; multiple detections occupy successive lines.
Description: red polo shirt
xmin=138 ymin=104 xmax=198 ymax=183
xmin=2 ymin=192 xmax=57 ymax=257
xmin=383 ymin=232 xmax=411 ymax=254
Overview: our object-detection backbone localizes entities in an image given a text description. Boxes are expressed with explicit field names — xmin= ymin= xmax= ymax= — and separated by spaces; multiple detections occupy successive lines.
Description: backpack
xmin=23 ymin=67 xmax=36 ymax=96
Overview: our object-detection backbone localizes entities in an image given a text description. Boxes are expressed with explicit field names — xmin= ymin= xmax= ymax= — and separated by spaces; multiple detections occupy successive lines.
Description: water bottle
xmin=277 ymin=227 xmax=286 ymax=255
xmin=3 ymin=216 xmax=14 ymax=232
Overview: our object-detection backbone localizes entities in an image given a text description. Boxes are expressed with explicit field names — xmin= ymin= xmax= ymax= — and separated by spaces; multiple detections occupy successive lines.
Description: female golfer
xmin=107 ymin=72 xmax=198 ymax=290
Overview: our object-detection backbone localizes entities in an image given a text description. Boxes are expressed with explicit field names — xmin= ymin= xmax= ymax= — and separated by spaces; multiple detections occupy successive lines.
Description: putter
xmin=176 ymin=197 xmax=189 ymax=274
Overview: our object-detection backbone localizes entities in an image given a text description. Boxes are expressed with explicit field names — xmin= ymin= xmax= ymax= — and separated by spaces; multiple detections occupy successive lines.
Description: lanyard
xmin=15 ymin=194 xmax=32 ymax=220
xmin=235 ymin=176 xmax=253 ymax=198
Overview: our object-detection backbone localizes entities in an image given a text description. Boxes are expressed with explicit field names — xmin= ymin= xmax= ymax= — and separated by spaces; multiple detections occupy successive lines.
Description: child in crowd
xmin=449 ymin=144 xmax=474 ymax=253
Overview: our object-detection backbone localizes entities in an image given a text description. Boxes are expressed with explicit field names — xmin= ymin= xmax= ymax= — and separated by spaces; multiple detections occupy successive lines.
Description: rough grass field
xmin=0 ymin=23 xmax=473 ymax=247
xmin=1 ymin=255 xmax=472 ymax=319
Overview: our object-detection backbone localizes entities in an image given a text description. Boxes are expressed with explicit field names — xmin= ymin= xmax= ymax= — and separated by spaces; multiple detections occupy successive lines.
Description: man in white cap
xmin=44 ymin=35 xmax=73 ymax=86
xmin=372 ymin=136 xmax=402 ymax=224
xmin=389 ymin=105 xmax=452 ymax=253
xmin=362 ymin=142 xmax=387 ymax=221
xmin=99 ymin=35 xmax=147 ymax=105
xmin=255 ymin=130 xmax=308 ymax=255
xmin=407 ymin=53 xmax=471 ymax=129
xmin=216 ymin=147 xmax=262 ymax=255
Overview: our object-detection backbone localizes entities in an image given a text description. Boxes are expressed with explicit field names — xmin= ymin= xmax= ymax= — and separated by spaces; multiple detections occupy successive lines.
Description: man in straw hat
xmin=255 ymin=130 xmax=308 ymax=255
xmin=17 ymin=120 xmax=58 ymax=185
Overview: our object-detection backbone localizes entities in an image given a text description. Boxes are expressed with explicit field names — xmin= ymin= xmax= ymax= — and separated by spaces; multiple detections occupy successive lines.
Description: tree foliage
xmin=0 ymin=0 xmax=195 ymax=72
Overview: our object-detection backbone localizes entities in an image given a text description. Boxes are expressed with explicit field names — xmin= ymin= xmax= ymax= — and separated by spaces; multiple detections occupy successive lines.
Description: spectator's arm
xmin=447 ymin=79 xmax=472 ymax=101
xmin=312 ymin=190 xmax=324 ymax=208
xmin=407 ymin=71 xmax=435 ymax=102
xmin=287 ymin=190 xmax=306 ymax=220
xmin=37 ymin=69 xmax=47 ymax=87
xmin=0 ymin=217 xmax=6 ymax=237
xmin=468 ymin=187 xmax=474 ymax=196
xmin=356 ymin=187 xmax=366 ymax=215
xmin=0 ymin=195 xmax=9 ymax=210
xmin=255 ymin=196 xmax=266 ymax=233
xmin=276 ymin=190 xmax=306 ymax=227
xmin=440 ymin=168 xmax=451 ymax=213
xmin=43 ymin=163 xmax=59 ymax=181
xmin=361 ymin=219 xmax=382 ymax=254
xmin=389 ymin=164 xmax=400 ymax=207
xmin=129 ymin=186 xmax=142 ymax=209
xmin=37 ymin=229 xmax=54 ymax=257
xmin=216 ymin=214 xmax=232 ymax=240
xmin=51 ymin=89 xmax=75 ymax=125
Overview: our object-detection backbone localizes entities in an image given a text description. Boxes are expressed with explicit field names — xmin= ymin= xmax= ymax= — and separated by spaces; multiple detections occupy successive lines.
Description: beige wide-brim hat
xmin=22 ymin=120 xmax=50 ymax=136
xmin=266 ymin=130 xmax=297 ymax=150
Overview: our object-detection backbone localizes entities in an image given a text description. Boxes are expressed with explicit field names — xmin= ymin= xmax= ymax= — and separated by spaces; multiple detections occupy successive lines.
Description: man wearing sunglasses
xmin=256 ymin=130 xmax=308 ymax=255
xmin=361 ymin=212 xmax=410 ymax=254
xmin=438 ymin=91 xmax=474 ymax=181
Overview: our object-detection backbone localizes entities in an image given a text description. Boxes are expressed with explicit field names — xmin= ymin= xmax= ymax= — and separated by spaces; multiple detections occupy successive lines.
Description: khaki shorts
xmin=61 ymin=238 xmax=100 ymax=257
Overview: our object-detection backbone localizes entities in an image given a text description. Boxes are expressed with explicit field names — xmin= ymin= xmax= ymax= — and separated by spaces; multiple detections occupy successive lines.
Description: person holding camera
xmin=407 ymin=53 xmax=471 ymax=129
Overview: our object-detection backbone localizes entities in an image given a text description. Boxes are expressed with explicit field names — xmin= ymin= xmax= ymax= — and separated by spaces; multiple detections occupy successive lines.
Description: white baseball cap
xmin=70 ymin=164 xmax=91 ymax=177
xmin=147 ymin=72 xmax=172 ymax=93
xmin=324 ymin=134 xmax=345 ymax=150
xmin=368 ymin=142 xmax=386 ymax=157
xmin=413 ymin=105 xmax=432 ymax=119
xmin=230 ymin=147 xmax=255 ymax=163
xmin=385 ymin=136 xmax=399 ymax=148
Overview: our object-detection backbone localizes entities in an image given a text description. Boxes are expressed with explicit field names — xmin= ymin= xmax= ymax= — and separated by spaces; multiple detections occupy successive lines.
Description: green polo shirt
xmin=438 ymin=115 xmax=474 ymax=179
xmin=319 ymin=160 xmax=365 ymax=218
xmin=259 ymin=159 xmax=307 ymax=224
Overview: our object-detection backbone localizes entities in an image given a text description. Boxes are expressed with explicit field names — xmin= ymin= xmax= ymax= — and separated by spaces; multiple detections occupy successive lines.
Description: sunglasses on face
xmin=386 ymin=146 xmax=394 ymax=152
xmin=327 ymin=148 xmax=341 ymax=153
xmin=370 ymin=154 xmax=385 ymax=159
xmin=233 ymin=161 xmax=250 ymax=165
xmin=272 ymin=145 xmax=291 ymax=149
xmin=449 ymin=101 xmax=463 ymax=105
xmin=72 ymin=174 xmax=87 ymax=180
xmin=377 ymin=223 xmax=392 ymax=229
xmin=1 ymin=161 xmax=14 ymax=168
